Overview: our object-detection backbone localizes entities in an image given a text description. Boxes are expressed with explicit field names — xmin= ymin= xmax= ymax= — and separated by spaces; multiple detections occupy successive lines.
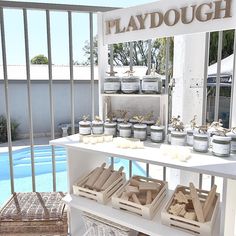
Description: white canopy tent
xmin=208 ymin=54 xmax=234 ymax=76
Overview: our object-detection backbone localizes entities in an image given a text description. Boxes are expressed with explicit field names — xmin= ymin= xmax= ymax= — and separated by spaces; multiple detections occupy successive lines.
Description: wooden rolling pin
xmin=203 ymin=185 xmax=217 ymax=220
xmin=101 ymin=166 xmax=124 ymax=191
xmin=189 ymin=182 xmax=205 ymax=223
xmin=93 ymin=165 xmax=113 ymax=191
xmin=85 ymin=163 xmax=106 ymax=189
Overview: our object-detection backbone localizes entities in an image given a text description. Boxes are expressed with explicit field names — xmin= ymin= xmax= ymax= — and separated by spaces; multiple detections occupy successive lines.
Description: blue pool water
xmin=0 ymin=145 xmax=145 ymax=206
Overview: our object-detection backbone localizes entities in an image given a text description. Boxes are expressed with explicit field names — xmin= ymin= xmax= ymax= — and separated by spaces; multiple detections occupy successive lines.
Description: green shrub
xmin=0 ymin=115 xmax=19 ymax=143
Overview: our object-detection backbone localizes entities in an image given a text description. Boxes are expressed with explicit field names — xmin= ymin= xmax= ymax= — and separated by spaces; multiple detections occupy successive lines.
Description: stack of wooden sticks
xmin=168 ymin=183 xmax=217 ymax=222
xmin=82 ymin=163 xmax=124 ymax=192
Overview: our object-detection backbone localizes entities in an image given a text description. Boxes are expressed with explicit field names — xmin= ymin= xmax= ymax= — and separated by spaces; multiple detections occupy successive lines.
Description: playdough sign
xmin=102 ymin=0 xmax=236 ymax=44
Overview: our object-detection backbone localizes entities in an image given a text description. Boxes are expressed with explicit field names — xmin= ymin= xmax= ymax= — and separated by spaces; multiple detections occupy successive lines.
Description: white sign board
xmin=102 ymin=0 xmax=236 ymax=44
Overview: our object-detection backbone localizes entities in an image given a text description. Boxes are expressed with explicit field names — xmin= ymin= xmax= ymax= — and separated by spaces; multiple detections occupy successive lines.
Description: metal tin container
xmin=167 ymin=126 xmax=175 ymax=144
xmin=150 ymin=125 xmax=165 ymax=143
xmin=104 ymin=122 xmax=117 ymax=137
xmin=212 ymin=135 xmax=231 ymax=157
xmin=133 ymin=124 xmax=147 ymax=141
xmin=92 ymin=121 xmax=104 ymax=134
xmin=141 ymin=75 xmax=162 ymax=94
xmin=79 ymin=121 xmax=91 ymax=135
xmin=171 ymin=131 xmax=186 ymax=146
xmin=104 ymin=76 xmax=121 ymax=94
xmin=193 ymin=133 xmax=209 ymax=153
xmin=142 ymin=120 xmax=155 ymax=136
xmin=227 ymin=132 xmax=236 ymax=153
xmin=121 ymin=76 xmax=140 ymax=94
xmin=119 ymin=123 xmax=132 ymax=138
xmin=186 ymin=129 xmax=194 ymax=146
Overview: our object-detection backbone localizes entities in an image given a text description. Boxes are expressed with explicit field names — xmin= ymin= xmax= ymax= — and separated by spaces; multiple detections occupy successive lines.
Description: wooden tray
xmin=73 ymin=168 xmax=126 ymax=204
xmin=161 ymin=185 xmax=220 ymax=236
xmin=111 ymin=176 xmax=168 ymax=220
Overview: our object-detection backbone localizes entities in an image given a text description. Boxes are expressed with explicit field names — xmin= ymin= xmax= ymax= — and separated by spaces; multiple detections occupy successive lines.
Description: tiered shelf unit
xmin=50 ymin=134 xmax=236 ymax=235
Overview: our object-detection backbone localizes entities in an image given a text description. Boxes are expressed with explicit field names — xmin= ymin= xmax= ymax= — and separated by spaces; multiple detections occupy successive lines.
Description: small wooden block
xmin=138 ymin=193 xmax=146 ymax=205
xmin=174 ymin=191 xmax=189 ymax=204
xmin=189 ymin=183 xmax=205 ymax=223
xmin=184 ymin=212 xmax=197 ymax=221
xmin=179 ymin=207 xmax=187 ymax=217
xmin=125 ymin=185 xmax=139 ymax=193
xmin=130 ymin=178 xmax=141 ymax=187
xmin=132 ymin=193 xmax=141 ymax=205
xmin=121 ymin=192 xmax=129 ymax=201
xmin=146 ymin=190 xmax=152 ymax=205
xmin=169 ymin=204 xmax=186 ymax=216
xmin=139 ymin=182 xmax=159 ymax=191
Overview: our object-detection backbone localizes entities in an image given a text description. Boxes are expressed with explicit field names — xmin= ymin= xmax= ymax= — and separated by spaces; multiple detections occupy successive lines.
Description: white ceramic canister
xmin=150 ymin=125 xmax=165 ymax=143
xmin=119 ymin=123 xmax=132 ymax=138
xmin=104 ymin=122 xmax=117 ymax=137
xmin=92 ymin=121 xmax=104 ymax=134
xmin=104 ymin=75 xmax=121 ymax=94
xmin=142 ymin=120 xmax=155 ymax=136
xmin=227 ymin=132 xmax=236 ymax=153
xmin=141 ymin=75 xmax=162 ymax=94
xmin=167 ymin=126 xmax=175 ymax=144
xmin=79 ymin=120 xmax=91 ymax=135
xmin=186 ymin=128 xmax=194 ymax=146
xmin=121 ymin=76 xmax=140 ymax=94
xmin=129 ymin=118 xmax=138 ymax=134
xmin=171 ymin=131 xmax=186 ymax=146
xmin=117 ymin=118 xmax=125 ymax=131
xmin=212 ymin=135 xmax=231 ymax=157
xmin=193 ymin=133 xmax=209 ymax=153
xmin=133 ymin=124 xmax=147 ymax=141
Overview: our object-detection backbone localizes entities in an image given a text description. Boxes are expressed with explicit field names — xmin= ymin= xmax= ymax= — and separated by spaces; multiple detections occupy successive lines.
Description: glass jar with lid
xmin=193 ymin=133 xmax=209 ymax=153
xmin=142 ymin=68 xmax=162 ymax=94
xmin=121 ymin=71 xmax=140 ymax=94
xmin=104 ymin=71 xmax=121 ymax=94
xmin=212 ymin=135 xmax=231 ymax=157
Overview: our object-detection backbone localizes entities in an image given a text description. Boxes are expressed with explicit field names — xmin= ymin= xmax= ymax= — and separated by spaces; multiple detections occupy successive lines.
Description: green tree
xmin=31 ymin=54 xmax=48 ymax=64
xmin=209 ymin=30 xmax=234 ymax=65
xmin=83 ymin=36 xmax=174 ymax=76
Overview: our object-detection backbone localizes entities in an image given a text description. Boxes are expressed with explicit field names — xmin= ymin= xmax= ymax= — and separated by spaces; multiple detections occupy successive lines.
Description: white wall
xmin=0 ymin=81 xmax=99 ymax=138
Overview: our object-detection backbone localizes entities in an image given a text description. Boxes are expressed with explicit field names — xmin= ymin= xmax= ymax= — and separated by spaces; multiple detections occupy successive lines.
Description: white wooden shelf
xmin=50 ymin=134 xmax=236 ymax=180
xmin=63 ymin=192 xmax=220 ymax=236
xmin=101 ymin=93 xmax=165 ymax=98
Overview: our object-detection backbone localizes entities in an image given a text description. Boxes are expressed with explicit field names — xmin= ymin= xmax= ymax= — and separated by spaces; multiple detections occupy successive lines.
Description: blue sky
xmin=1 ymin=0 xmax=156 ymax=65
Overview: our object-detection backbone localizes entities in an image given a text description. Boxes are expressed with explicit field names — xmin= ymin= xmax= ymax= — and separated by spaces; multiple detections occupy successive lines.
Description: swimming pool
xmin=0 ymin=145 xmax=146 ymax=206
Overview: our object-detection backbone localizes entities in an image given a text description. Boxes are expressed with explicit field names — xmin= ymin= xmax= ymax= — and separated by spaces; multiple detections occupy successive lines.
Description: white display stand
xmin=50 ymin=134 xmax=236 ymax=235
xmin=50 ymin=0 xmax=236 ymax=235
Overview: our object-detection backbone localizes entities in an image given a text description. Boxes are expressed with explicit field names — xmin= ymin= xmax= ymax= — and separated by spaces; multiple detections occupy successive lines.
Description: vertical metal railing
xmin=229 ymin=30 xmax=236 ymax=127
xmin=147 ymin=39 xmax=152 ymax=75
xmin=0 ymin=2 xmax=118 ymax=195
xmin=89 ymin=12 xmax=95 ymax=120
xmin=202 ymin=32 xmax=210 ymax=125
xmin=23 ymin=9 xmax=36 ymax=192
xmin=68 ymin=11 xmax=75 ymax=135
xmin=46 ymin=10 xmax=56 ymax=191
xmin=0 ymin=7 xmax=15 ymax=193
xmin=214 ymin=31 xmax=223 ymax=122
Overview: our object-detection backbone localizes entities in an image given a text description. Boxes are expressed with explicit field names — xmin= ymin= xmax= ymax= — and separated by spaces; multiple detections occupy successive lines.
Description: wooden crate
xmin=112 ymin=176 xmax=168 ymax=220
xmin=161 ymin=185 xmax=220 ymax=236
xmin=73 ymin=168 xmax=126 ymax=204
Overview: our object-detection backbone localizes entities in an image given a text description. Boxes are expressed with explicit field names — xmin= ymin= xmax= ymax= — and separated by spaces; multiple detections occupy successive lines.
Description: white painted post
xmin=223 ymin=42 xmax=236 ymax=236
xmin=170 ymin=33 xmax=207 ymax=187
xmin=97 ymin=13 xmax=108 ymax=120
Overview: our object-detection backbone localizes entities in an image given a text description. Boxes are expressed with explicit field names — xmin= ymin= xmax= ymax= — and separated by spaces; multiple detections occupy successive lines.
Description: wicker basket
xmin=82 ymin=212 xmax=138 ymax=236
xmin=0 ymin=192 xmax=68 ymax=236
